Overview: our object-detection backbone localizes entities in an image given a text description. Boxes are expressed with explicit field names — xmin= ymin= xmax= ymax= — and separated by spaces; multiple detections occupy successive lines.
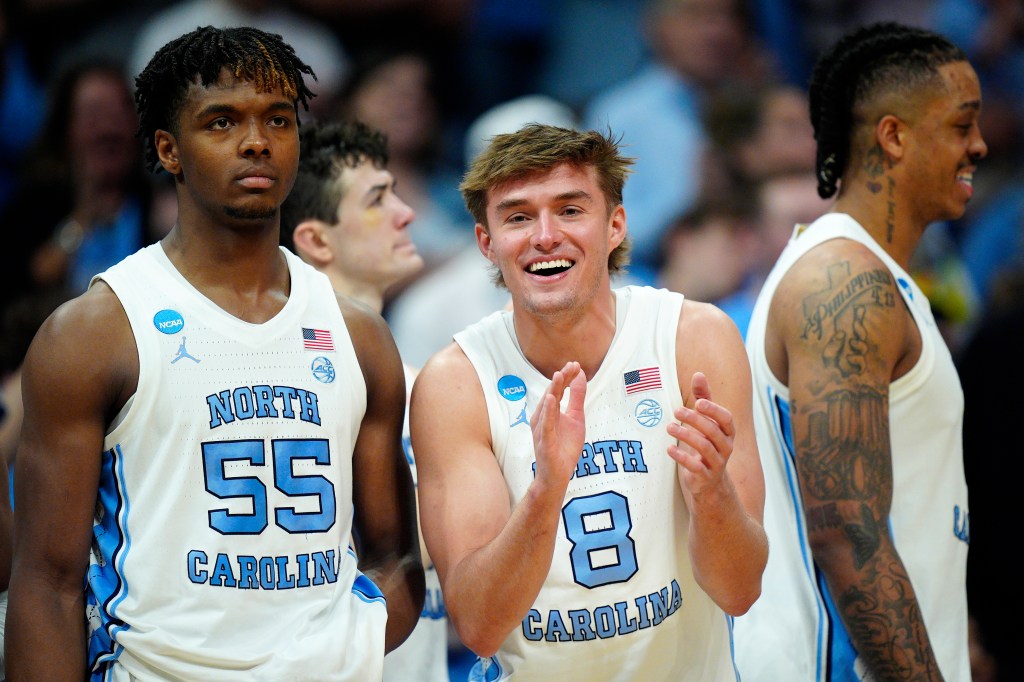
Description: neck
xmin=833 ymin=174 xmax=923 ymax=270
xmin=513 ymin=289 xmax=618 ymax=380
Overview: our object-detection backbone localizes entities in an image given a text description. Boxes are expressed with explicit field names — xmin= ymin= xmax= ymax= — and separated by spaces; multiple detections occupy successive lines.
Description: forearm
xmin=686 ymin=477 xmax=767 ymax=615
xmin=6 ymin=573 xmax=88 ymax=679
xmin=443 ymin=480 xmax=565 ymax=657
xmin=813 ymin=533 xmax=943 ymax=680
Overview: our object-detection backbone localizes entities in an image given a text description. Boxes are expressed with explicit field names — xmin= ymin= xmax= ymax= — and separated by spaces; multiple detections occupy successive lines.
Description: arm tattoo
xmin=839 ymin=562 xmax=941 ymax=680
xmin=800 ymin=262 xmax=896 ymax=377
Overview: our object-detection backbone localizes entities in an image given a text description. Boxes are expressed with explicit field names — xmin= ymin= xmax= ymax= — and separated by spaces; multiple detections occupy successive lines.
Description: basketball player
xmin=6 ymin=27 xmax=423 ymax=679
xmin=732 ymin=22 xmax=986 ymax=680
xmin=281 ymin=119 xmax=449 ymax=682
xmin=410 ymin=124 xmax=768 ymax=679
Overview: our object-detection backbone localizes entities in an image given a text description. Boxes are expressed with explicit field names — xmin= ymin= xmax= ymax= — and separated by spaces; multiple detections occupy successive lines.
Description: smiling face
xmin=901 ymin=60 xmax=987 ymax=224
xmin=327 ymin=160 xmax=422 ymax=292
xmin=156 ymin=68 xmax=300 ymax=226
xmin=476 ymin=162 xmax=626 ymax=318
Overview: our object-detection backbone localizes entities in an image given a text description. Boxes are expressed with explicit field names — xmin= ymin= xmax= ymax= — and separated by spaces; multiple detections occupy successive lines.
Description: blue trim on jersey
xmin=768 ymin=387 xmax=828 ymax=682
xmin=726 ymin=613 xmax=741 ymax=681
xmin=352 ymin=572 xmax=386 ymax=605
xmin=469 ymin=656 xmax=504 ymax=681
xmin=88 ymin=444 xmax=133 ymax=673
xmin=819 ymin=570 xmax=858 ymax=681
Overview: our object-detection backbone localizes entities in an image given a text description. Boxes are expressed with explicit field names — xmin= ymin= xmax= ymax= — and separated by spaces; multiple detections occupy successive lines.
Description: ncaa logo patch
xmin=153 ymin=309 xmax=184 ymax=335
xmin=497 ymin=375 xmax=527 ymax=401
xmin=311 ymin=356 xmax=335 ymax=384
xmin=634 ymin=398 xmax=663 ymax=427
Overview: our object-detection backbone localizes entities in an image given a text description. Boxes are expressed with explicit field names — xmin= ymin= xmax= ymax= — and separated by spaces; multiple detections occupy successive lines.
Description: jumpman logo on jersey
xmin=510 ymin=406 xmax=528 ymax=428
xmin=171 ymin=336 xmax=200 ymax=364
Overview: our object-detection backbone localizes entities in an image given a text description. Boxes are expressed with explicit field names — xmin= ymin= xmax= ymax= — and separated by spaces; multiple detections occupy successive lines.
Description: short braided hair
xmin=134 ymin=25 xmax=316 ymax=171
xmin=808 ymin=22 xmax=967 ymax=198
xmin=280 ymin=120 xmax=390 ymax=251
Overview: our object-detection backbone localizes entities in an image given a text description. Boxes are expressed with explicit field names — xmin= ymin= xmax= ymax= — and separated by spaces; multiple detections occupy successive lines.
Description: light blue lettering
xmin=232 ymin=387 xmax=255 ymax=420
xmin=275 ymin=555 xmax=296 ymax=589
xmin=568 ymin=609 xmax=596 ymax=641
xmin=253 ymin=385 xmax=279 ymax=418
xmin=545 ymin=610 xmax=571 ymax=642
xmin=591 ymin=441 xmax=620 ymax=473
xmin=207 ymin=390 xmax=234 ymax=428
xmin=210 ymin=553 xmax=237 ymax=587
xmin=296 ymin=388 xmax=321 ymax=425
xmin=619 ymin=440 xmax=647 ymax=472
xmin=238 ymin=555 xmax=259 ymax=589
xmin=188 ymin=550 xmax=208 ymax=583
xmin=594 ymin=605 xmax=616 ymax=638
xmin=312 ymin=550 xmax=338 ymax=585
xmin=274 ymin=386 xmax=299 ymax=419
xmin=523 ymin=609 xmax=543 ymax=641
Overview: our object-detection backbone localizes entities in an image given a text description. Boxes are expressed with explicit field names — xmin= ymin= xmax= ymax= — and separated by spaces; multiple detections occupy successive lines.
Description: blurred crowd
xmin=0 ymin=0 xmax=1021 ymax=679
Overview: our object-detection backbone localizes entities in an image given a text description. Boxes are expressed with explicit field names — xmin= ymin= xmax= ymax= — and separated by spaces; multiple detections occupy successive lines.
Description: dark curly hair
xmin=808 ymin=22 xmax=967 ymax=199
xmin=280 ymin=120 xmax=390 ymax=251
xmin=134 ymin=25 xmax=316 ymax=171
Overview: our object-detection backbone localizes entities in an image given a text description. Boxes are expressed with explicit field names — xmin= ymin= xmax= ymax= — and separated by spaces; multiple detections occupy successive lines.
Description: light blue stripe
xmin=768 ymin=386 xmax=828 ymax=682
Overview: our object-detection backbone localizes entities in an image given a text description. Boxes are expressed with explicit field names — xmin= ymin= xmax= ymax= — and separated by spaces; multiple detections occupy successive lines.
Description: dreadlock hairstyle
xmin=280 ymin=120 xmax=389 ymax=251
xmin=134 ymin=25 xmax=317 ymax=171
xmin=808 ymin=22 xmax=967 ymax=199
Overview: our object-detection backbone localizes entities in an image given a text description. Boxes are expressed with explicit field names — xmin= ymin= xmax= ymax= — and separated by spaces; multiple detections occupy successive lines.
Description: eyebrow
xmin=194 ymin=100 xmax=295 ymax=120
xmin=959 ymin=99 xmax=982 ymax=112
xmin=494 ymin=189 xmax=593 ymax=213
xmin=364 ymin=182 xmax=390 ymax=202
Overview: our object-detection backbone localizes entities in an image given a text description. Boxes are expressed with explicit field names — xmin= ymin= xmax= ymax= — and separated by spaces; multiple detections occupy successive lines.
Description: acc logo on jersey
xmin=634 ymin=399 xmax=663 ymax=427
xmin=497 ymin=375 xmax=527 ymax=401
xmin=311 ymin=356 xmax=335 ymax=384
xmin=153 ymin=309 xmax=184 ymax=335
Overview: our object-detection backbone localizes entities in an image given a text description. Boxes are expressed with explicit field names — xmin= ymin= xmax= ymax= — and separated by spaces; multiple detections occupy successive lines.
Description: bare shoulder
xmin=336 ymin=294 xmax=401 ymax=375
xmin=772 ymin=238 xmax=908 ymax=376
xmin=21 ymin=281 xmax=137 ymax=428
xmin=678 ymin=300 xmax=747 ymax=364
xmin=412 ymin=342 xmax=481 ymax=404
xmin=772 ymin=238 xmax=897 ymax=329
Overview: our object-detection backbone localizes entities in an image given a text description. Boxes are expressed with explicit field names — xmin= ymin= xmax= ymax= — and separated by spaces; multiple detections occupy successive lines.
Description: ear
xmin=292 ymin=220 xmax=335 ymax=267
xmin=875 ymin=114 xmax=907 ymax=162
xmin=608 ymin=204 xmax=627 ymax=251
xmin=155 ymin=129 xmax=181 ymax=176
xmin=475 ymin=223 xmax=496 ymax=265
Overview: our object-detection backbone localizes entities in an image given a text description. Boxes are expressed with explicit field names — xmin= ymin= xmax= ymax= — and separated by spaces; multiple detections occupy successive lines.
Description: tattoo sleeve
xmin=793 ymin=259 xmax=942 ymax=680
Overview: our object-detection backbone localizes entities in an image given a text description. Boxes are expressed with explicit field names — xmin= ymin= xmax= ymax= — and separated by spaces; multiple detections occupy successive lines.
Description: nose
xmin=395 ymin=196 xmax=416 ymax=229
xmin=969 ymin=126 xmax=988 ymax=162
xmin=241 ymin=120 xmax=270 ymax=157
xmin=531 ymin=211 xmax=562 ymax=251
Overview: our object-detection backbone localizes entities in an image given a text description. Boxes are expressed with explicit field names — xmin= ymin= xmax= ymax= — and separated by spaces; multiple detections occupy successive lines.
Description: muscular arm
xmin=6 ymin=285 xmax=135 ymax=679
xmin=775 ymin=241 xmax=942 ymax=680
xmin=342 ymin=297 xmax=424 ymax=653
xmin=672 ymin=301 xmax=767 ymax=615
xmin=411 ymin=349 xmax=585 ymax=657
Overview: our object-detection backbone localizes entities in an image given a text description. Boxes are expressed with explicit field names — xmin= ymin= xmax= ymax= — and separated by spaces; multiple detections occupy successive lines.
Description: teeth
xmin=528 ymin=259 xmax=573 ymax=272
xmin=957 ymin=171 xmax=973 ymax=185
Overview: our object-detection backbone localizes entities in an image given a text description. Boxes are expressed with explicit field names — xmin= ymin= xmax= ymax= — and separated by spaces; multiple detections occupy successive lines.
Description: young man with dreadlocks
xmin=733 ymin=21 xmax=986 ymax=681
xmin=5 ymin=26 xmax=424 ymax=680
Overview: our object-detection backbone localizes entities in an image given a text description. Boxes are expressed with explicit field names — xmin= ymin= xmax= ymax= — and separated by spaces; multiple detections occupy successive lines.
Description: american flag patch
xmin=624 ymin=367 xmax=662 ymax=395
xmin=302 ymin=327 xmax=334 ymax=351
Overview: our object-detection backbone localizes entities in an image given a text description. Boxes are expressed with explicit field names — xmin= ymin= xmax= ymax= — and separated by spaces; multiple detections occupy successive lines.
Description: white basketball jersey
xmin=87 ymin=243 xmax=388 ymax=681
xmin=455 ymin=286 xmax=736 ymax=681
xmin=382 ymin=366 xmax=449 ymax=682
xmin=733 ymin=213 xmax=970 ymax=681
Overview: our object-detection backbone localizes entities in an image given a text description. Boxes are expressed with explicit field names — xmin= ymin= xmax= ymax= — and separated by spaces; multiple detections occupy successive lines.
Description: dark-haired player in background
xmin=733 ymin=21 xmax=986 ymax=681
xmin=6 ymin=26 xmax=423 ymax=680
